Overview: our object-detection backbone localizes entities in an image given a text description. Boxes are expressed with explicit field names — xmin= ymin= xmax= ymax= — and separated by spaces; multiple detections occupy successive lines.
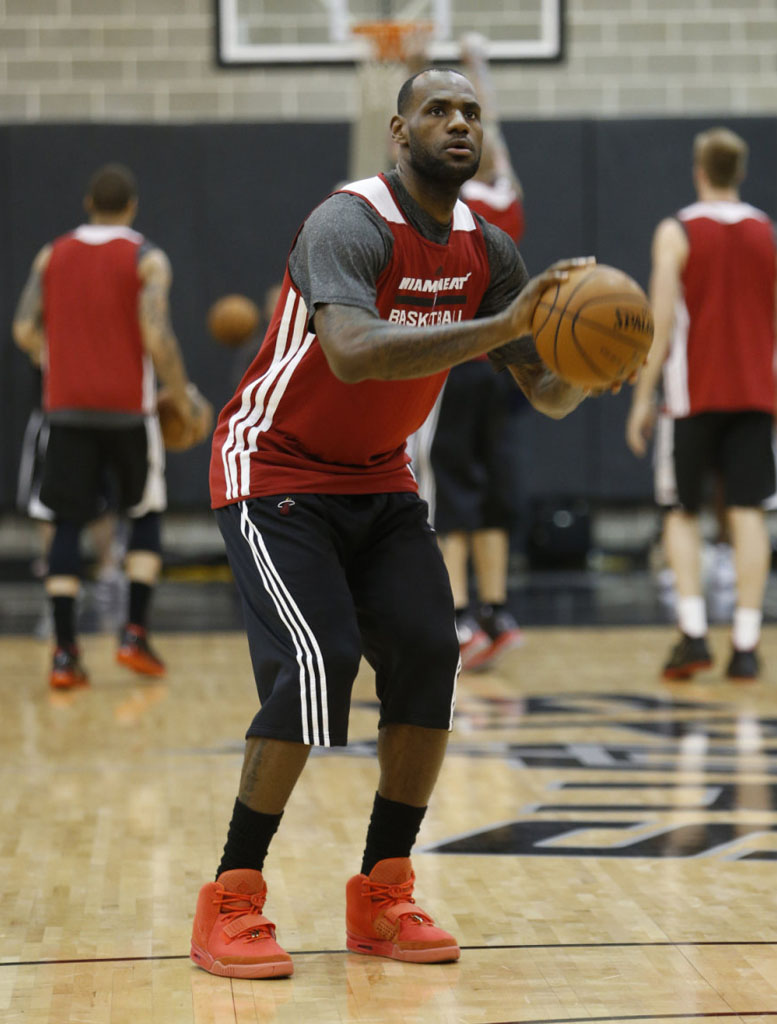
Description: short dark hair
xmin=87 ymin=163 xmax=137 ymax=213
xmin=693 ymin=128 xmax=748 ymax=188
xmin=396 ymin=67 xmax=469 ymax=115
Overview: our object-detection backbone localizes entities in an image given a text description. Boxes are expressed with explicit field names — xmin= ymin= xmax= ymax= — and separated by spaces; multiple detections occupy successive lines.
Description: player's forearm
xmin=12 ymin=321 xmax=45 ymax=364
xmin=147 ymin=332 xmax=190 ymax=402
xmin=507 ymin=362 xmax=585 ymax=419
xmin=315 ymin=305 xmax=518 ymax=383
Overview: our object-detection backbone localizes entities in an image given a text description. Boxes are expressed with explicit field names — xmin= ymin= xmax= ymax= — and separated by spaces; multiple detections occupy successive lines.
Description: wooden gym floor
xmin=1 ymin=576 xmax=777 ymax=1023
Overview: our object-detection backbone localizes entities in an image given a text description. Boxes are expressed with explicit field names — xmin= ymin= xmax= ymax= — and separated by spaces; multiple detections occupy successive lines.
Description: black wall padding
xmin=2 ymin=116 xmax=775 ymax=509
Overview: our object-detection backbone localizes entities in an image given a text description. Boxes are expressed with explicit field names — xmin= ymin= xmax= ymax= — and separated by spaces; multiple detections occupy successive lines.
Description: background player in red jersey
xmin=13 ymin=163 xmax=209 ymax=688
xmin=626 ymin=128 xmax=777 ymax=681
xmin=191 ymin=68 xmax=597 ymax=980
xmin=408 ymin=33 xmax=528 ymax=670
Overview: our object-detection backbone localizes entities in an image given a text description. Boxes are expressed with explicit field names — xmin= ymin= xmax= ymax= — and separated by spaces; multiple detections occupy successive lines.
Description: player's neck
xmin=395 ymin=164 xmax=460 ymax=227
xmin=88 ymin=212 xmax=135 ymax=227
xmin=697 ymin=185 xmax=739 ymax=203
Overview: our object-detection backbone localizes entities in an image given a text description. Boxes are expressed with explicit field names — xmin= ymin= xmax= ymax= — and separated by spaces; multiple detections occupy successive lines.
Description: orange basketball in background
xmin=531 ymin=264 xmax=653 ymax=388
xmin=207 ymin=293 xmax=260 ymax=347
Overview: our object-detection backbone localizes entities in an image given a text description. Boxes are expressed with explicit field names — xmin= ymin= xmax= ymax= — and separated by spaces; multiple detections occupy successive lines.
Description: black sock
xmin=128 ymin=581 xmax=152 ymax=630
xmin=478 ymin=602 xmax=506 ymax=632
xmin=216 ymin=798 xmax=283 ymax=878
xmin=361 ymin=792 xmax=427 ymax=876
xmin=52 ymin=596 xmax=76 ymax=649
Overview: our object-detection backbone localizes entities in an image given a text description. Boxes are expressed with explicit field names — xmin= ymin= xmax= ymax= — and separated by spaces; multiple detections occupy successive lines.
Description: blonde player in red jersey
xmin=627 ymin=128 xmax=777 ymax=681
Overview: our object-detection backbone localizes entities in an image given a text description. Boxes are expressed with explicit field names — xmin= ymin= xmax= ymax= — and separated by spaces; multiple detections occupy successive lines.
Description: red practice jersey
xmin=211 ymin=174 xmax=492 ymax=505
xmin=460 ymin=175 xmax=524 ymax=244
xmin=43 ymin=224 xmax=154 ymax=416
xmin=663 ymin=201 xmax=777 ymax=418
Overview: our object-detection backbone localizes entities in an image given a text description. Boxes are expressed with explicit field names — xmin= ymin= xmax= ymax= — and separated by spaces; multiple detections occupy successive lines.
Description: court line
xmin=491 ymin=1015 xmax=777 ymax=1024
xmin=3 ymin=939 xmax=776 ymax=968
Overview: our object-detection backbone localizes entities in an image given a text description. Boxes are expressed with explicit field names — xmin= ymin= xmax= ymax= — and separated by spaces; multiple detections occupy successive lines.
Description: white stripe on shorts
xmin=239 ymin=501 xmax=330 ymax=746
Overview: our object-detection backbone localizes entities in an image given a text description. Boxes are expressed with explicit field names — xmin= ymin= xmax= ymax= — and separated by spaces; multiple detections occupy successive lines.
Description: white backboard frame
xmin=216 ymin=0 xmax=564 ymax=66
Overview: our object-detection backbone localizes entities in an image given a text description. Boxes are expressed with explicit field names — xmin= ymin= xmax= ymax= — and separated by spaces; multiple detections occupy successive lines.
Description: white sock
xmin=677 ymin=596 xmax=707 ymax=638
xmin=732 ymin=607 xmax=761 ymax=652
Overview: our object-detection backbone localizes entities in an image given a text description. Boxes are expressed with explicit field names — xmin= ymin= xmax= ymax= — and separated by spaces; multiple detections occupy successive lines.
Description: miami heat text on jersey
xmin=210 ymin=174 xmax=492 ymax=506
xmin=43 ymin=225 xmax=154 ymax=417
xmin=663 ymin=201 xmax=776 ymax=418
xmin=388 ymin=273 xmax=473 ymax=326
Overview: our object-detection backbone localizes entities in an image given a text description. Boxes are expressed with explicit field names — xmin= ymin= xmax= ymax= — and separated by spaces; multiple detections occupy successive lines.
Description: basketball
xmin=206 ymin=293 xmax=260 ymax=347
xmin=531 ymin=264 xmax=654 ymax=388
xmin=156 ymin=385 xmax=214 ymax=452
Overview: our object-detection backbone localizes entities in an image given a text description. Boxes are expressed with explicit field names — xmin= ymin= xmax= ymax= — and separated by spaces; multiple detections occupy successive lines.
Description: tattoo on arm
xmin=486 ymin=333 xmax=543 ymax=372
xmin=15 ymin=264 xmax=44 ymax=327
xmin=139 ymin=277 xmax=173 ymax=343
xmin=239 ymin=740 xmax=267 ymax=805
xmin=316 ymin=304 xmax=512 ymax=382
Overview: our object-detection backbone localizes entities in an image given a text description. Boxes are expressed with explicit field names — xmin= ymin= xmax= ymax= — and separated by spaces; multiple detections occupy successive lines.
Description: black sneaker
xmin=477 ymin=607 xmax=525 ymax=662
xmin=662 ymin=634 xmax=713 ymax=680
xmin=116 ymin=624 xmax=166 ymax=677
xmin=455 ymin=613 xmax=491 ymax=671
xmin=726 ymin=648 xmax=760 ymax=681
xmin=50 ymin=645 xmax=89 ymax=689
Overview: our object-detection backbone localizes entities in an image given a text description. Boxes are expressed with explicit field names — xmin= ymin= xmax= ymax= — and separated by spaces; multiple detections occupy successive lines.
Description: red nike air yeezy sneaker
xmin=346 ymin=857 xmax=460 ymax=963
xmin=190 ymin=868 xmax=293 ymax=978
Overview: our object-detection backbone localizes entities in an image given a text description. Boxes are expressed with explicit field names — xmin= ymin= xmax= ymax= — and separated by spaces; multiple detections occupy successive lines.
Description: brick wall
xmin=0 ymin=0 xmax=775 ymax=122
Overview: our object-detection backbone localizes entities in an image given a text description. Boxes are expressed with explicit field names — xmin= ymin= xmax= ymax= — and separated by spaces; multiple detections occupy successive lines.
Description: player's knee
xmin=319 ymin=639 xmax=363 ymax=688
xmin=403 ymin=623 xmax=460 ymax=675
xmin=48 ymin=521 xmax=82 ymax=577
xmin=127 ymin=512 xmax=161 ymax=555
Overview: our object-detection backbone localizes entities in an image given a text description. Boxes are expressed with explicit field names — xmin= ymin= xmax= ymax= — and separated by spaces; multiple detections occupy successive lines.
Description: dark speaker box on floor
xmin=527 ymin=498 xmax=591 ymax=570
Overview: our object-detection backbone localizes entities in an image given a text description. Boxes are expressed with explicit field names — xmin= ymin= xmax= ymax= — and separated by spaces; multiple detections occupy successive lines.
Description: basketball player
xmin=626 ymin=128 xmax=777 ymax=681
xmin=191 ymin=68 xmax=594 ymax=979
xmin=408 ymin=33 xmax=527 ymax=670
xmin=13 ymin=163 xmax=206 ymax=688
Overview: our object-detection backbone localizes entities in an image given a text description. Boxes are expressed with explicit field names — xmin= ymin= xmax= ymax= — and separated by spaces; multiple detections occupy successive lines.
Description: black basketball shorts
xmin=40 ymin=418 xmax=166 ymax=524
xmin=672 ymin=410 xmax=776 ymax=513
xmin=216 ymin=493 xmax=461 ymax=747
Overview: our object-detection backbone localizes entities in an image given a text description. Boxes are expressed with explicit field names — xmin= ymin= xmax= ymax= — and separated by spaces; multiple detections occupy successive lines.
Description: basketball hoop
xmin=351 ymin=19 xmax=434 ymax=64
xmin=348 ymin=18 xmax=434 ymax=181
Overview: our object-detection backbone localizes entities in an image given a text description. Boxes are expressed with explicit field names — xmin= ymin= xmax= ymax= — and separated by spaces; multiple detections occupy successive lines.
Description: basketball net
xmin=348 ymin=20 xmax=434 ymax=181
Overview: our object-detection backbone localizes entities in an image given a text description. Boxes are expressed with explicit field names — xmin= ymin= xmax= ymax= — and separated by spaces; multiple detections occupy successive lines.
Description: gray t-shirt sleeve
xmin=476 ymin=216 xmax=530 ymax=317
xmin=288 ymin=192 xmax=394 ymax=328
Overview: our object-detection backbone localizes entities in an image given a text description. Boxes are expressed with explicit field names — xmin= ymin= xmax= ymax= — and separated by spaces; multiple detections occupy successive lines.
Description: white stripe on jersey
xmin=221 ymin=286 xmax=311 ymax=501
xmin=339 ymin=177 xmax=407 ymax=223
xmin=678 ymin=200 xmax=771 ymax=226
xmin=405 ymin=382 xmax=446 ymax=525
xmin=653 ymin=411 xmax=678 ymax=507
xmin=451 ymin=198 xmax=477 ymax=232
xmin=342 ymin=175 xmax=477 ymax=233
xmin=460 ymin=174 xmax=518 ymax=212
xmin=127 ymin=414 xmax=167 ymax=518
xmin=239 ymin=502 xmax=330 ymax=746
xmin=663 ymin=296 xmax=691 ymax=418
xmin=71 ymin=224 xmax=145 ymax=245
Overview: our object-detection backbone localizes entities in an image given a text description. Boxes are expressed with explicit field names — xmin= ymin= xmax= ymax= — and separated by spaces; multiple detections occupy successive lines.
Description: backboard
xmin=216 ymin=0 xmax=563 ymax=66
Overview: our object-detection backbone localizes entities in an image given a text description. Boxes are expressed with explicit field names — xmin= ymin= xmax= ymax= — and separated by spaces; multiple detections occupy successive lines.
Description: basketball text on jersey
xmin=390 ymin=273 xmax=473 ymax=324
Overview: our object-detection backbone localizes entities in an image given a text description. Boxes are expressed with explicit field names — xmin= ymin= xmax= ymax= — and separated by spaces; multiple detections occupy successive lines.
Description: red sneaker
xmin=50 ymin=645 xmax=89 ymax=689
xmin=116 ymin=624 xmax=166 ymax=677
xmin=466 ymin=609 xmax=525 ymax=671
xmin=346 ymin=858 xmax=460 ymax=963
xmin=190 ymin=869 xmax=293 ymax=979
xmin=456 ymin=614 xmax=491 ymax=671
